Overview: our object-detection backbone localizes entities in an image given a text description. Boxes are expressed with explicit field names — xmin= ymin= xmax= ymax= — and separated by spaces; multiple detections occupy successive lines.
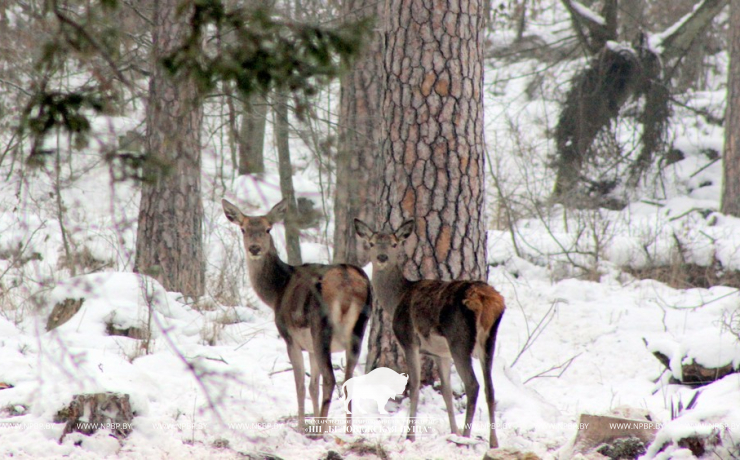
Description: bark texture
xmin=135 ymin=0 xmax=204 ymax=299
xmin=722 ymin=0 xmax=740 ymax=217
xmin=333 ymin=0 xmax=383 ymax=268
xmin=380 ymin=0 xmax=488 ymax=282
xmin=367 ymin=0 xmax=488 ymax=380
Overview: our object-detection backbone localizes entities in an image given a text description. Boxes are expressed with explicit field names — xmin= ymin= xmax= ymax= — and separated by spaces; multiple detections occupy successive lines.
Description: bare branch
xmin=560 ymin=0 xmax=611 ymax=54
xmin=524 ymin=353 xmax=581 ymax=384
xmin=656 ymin=0 xmax=729 ymax=62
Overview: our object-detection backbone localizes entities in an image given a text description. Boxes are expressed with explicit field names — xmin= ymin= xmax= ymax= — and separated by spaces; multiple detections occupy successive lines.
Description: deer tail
xmin=462 ymin=284 xmax=506 ymax=352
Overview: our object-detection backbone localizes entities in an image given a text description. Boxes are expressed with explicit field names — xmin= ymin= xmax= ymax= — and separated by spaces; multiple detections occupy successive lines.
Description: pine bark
xmin=380 ymin=0 xmax=488 ymax=282
xmin=134 ymin=0 xmax=205 ymax=299
xmin=369 ymin=0 xmax=488 ymax=381
xmin=722 ymin=0 xmax=740 ymax=217
xmin=333 ymin=0 xmax=383 ymax=268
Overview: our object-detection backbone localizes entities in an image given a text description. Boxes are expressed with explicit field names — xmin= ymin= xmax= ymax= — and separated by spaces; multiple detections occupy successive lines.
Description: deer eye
xmin=391 ymin=243 xmax=398 ymax=248
xmin=266 ymin=227 xmax=271 ymax=234
xmin=368 ymin=242 xmax=374 ymax=248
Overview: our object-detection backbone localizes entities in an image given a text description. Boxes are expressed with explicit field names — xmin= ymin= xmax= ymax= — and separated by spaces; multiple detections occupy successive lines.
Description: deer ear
xmin=266 ymin=199 xmax=289 ymax=223
xmin=222 ymin=199 xmax=244 ymax=224
xmin=354 ymin=218 xmax=374 ymax=241
xmin=395 ymin=220 xmax=415 ymax=242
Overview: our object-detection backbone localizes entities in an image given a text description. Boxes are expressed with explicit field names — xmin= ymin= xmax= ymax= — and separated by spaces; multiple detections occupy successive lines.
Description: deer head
xmin=222 ymin=199 xmax=288 ymax=260
xmin=354 ymin=219 xmax=415 ymax=271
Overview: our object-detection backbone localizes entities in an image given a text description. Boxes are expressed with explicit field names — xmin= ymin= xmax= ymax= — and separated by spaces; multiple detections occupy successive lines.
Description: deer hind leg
xmin=434 ymin=356 xmax=459 ymax=435
xmin=480 ymin=315 xmax=503 ymax=448
xmin=342 ymin=304 xmax=369 ymax=432
xmin=312 ymin=322 xmax=336 ymax=432
xmin=308 ymin=352 xmax=321 ymax=418
xmin=286 ymin=341 xmax=307 ymax=432
xmin=451 ymin=349 xmax=479 ymax=438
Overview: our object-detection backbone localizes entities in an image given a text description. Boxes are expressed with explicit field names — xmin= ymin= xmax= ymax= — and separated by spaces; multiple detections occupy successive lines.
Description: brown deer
xmin=354 ymin=218 xmax=505 ymax=448
xmin=222 ymin=199 xmax=372 ymax=433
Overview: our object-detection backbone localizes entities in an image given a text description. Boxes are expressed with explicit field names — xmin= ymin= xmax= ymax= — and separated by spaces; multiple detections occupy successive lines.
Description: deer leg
xmin=434 ymin=356 xmax=459 ymax=435
xmin=481 ymin=318 xmax=503 ymax=448
xmin=342 ymin=306 xmax=367 ymax=433
xmin=285 ymin=342 xmax=306 ymax=432
xmin=308 ymin=352 xmax=321 ymax=418
xmin=451 ymin=350 xmax=479 ymax=438
xmin=313 ymin=324 xmax=336 ymax=432
xmin=343 ymin=348 xmax=359 ymax=433
xmin=403 ymin=344 xmax=421 ymax=441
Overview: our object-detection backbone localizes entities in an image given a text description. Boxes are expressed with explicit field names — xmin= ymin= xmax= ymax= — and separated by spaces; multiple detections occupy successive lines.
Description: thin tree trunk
xmin=335 ymin=0 xmax=390 ymax=375
xmin=376 ymin=0 xmax=488 ymax=383
xmin=238 ymin=94 xmax=267 ymax=175
xmin=274 ymin=91 xmax=302 ymax=265
xmin=135 ymin=0 xmax=204 ymax=299
xmin=333 ymin=0 xmax=383 ymax=268
xmin=722 ymin=0 xmax=740 ymax=217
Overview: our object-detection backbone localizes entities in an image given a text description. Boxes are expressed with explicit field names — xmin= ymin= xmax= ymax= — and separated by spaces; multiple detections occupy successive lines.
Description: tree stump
xmin=54 ymin=392 xmax=134 ymax=442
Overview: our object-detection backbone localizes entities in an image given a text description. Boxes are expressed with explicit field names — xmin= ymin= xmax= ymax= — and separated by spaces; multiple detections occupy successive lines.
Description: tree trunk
xmin=374 ymin=0 xmax=488 ymax=383
xmin=333 ymin=0 xmax=383 ymax=268
xmin=274 ymin=91 xmax=302 ymax=265
xmin=135 ymin=0 xmax=204 ymax=299
xmin=238 ymin=94 xmax=267 ymax=175
xmin=722 ymin=0 xmax=740 ymax=217
xmin=334 ymin=0 xmax=393 ymax=375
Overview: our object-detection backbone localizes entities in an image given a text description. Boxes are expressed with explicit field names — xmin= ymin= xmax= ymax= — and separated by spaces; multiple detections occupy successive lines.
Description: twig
xmin=203 ymin=355 xmax=229 ymax=365
xmin=523 ymin=352 xmax=581 ymax=384
xmin=689 ymin=157 xmax=721 ymax=178
xmin=640 ymin=200 xmax=665 ymax=208
xmin=511 ymin=299 xmax=564 ymax=367
xmin=668 ymin=208 xmax=708 ymax=222
xmin=269 ymin=367 xmax=311 ymax=378
xmin=269 ymin=368 xmax=293 ymax=376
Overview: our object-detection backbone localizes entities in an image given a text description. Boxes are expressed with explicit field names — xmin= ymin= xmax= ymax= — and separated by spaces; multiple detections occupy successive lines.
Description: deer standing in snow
xmin=223 ymin=199 xmax=372 ymax=433
xmin=355 ymin=218 xmax=505 ymax=448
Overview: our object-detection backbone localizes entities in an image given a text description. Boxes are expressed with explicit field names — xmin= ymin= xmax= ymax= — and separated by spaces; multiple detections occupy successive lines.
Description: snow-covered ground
xmin=2 ymin=7 xmax=740 ymax=459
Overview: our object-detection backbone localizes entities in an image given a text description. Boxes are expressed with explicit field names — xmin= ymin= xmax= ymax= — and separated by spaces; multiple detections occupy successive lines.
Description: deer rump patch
xmin=341 ymin=367 xmax=409 ymax=414
xmin=275 ymin=264 xmax=370 ymax=351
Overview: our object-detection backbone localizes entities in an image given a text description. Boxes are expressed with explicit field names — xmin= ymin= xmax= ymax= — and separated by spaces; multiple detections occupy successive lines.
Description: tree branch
xmin=561 ymin=0 xmax=611 ymax=54
xmin=654 ymin=0 xmax=729 ymax=62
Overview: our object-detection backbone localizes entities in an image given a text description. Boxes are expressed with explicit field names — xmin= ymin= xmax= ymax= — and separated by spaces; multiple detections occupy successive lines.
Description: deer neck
xmin=372 ymin=262 xmax=411 ymax=317
xmin=245 ymin=244 xmax=293 ymax=310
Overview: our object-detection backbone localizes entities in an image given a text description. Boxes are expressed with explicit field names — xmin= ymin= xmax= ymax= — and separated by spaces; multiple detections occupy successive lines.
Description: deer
xmin=222 ymin=199 xmax=372 ymax=434
xmin=354 ymin=218 xmax=505 ymax=448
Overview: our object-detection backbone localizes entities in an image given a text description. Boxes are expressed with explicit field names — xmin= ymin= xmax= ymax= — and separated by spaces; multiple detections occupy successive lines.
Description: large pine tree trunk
xmin=371 ymin=0 xmax=488 ymax=381
xmin=722 ymin=0 xmax=740 ymax=217
xmin=333 ymin=0 xmax=383 ymax=268
xmin=135 ymin=0 xmax=204 ymax=299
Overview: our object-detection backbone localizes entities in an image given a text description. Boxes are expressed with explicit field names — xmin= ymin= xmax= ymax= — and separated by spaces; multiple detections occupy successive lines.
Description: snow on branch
xmin=561 ymin=0 xmax=613 ymax=54
xmin=650 ymin=0 xmax=729 ymax=60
